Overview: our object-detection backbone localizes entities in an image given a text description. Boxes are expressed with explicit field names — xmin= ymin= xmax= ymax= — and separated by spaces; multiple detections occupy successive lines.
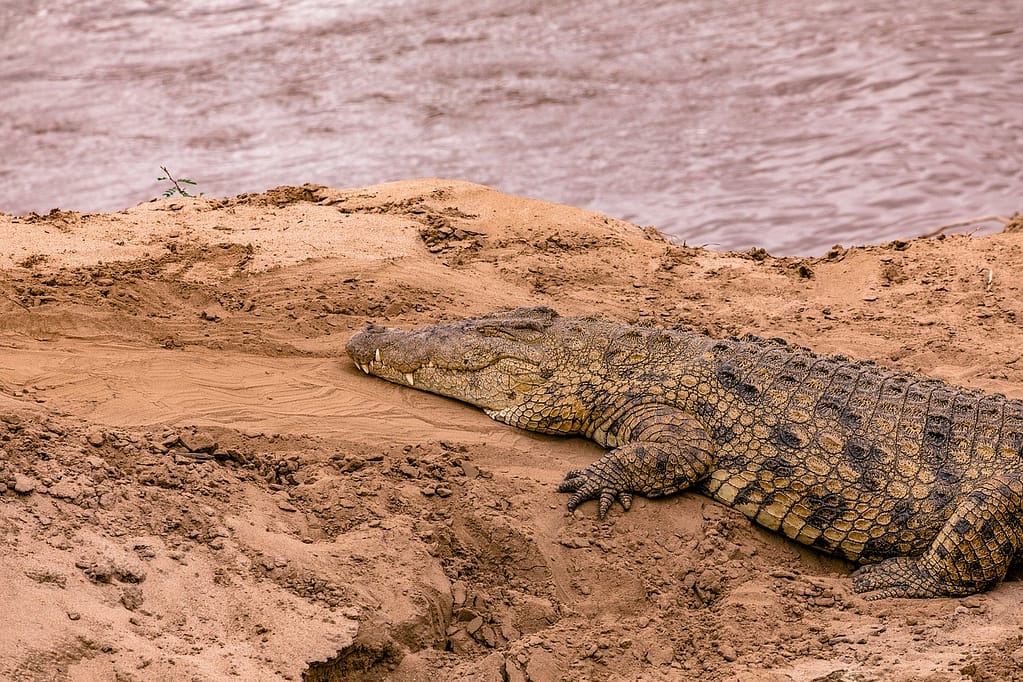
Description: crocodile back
xmin=687 ymin=334 xmax=1023 ymax=562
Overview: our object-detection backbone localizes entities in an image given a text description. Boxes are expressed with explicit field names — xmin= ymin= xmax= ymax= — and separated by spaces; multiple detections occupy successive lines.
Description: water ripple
xmin=0 ymin=0 xmax=1019 ymax=254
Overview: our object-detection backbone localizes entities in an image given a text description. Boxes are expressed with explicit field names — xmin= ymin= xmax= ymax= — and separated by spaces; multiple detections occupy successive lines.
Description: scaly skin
xmin=346 ymin=307 xmax=1023 ymax=598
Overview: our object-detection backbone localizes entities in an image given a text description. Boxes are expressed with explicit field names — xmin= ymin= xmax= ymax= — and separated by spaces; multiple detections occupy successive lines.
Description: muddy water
xmin=1 ymin=0 xmax=1020 ymax=254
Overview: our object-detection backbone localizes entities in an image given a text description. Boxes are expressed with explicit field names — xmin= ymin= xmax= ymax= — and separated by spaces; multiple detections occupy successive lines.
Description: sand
xmin=1 ymin=179 xmax=1022 ymax=681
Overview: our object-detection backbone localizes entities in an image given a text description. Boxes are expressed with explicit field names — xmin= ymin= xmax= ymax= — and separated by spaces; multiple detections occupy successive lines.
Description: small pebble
xmin=13 ymin=474 xmax=36 ymax=494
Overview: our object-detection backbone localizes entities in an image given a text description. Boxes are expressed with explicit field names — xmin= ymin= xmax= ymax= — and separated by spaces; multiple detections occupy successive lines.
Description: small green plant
xmin=157 ymin=166 xmax=201 ymax=198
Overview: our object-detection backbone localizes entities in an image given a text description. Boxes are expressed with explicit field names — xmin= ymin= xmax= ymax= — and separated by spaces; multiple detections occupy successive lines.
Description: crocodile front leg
xmin=852 ymin=474 xmax=1023 ymax=598
xmin=558 ymin=403 xmax=716 ymax=518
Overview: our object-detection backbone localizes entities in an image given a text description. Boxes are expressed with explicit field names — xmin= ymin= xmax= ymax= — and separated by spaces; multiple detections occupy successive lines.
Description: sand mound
xmin=2 ymin=180 xmax=1023 ymax=680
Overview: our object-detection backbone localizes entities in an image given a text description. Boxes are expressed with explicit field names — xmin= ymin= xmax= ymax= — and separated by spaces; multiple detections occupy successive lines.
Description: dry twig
xmin=2 ymin=293 xmax=31 ymax=312
xmin=919 ymin=215 xmax=1012 ymax=239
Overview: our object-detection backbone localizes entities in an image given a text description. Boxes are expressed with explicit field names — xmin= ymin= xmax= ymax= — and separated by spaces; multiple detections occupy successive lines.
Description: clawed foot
xmin=852 ymin=557 xmax=970 ymax=599
xmin=557 ymin=468 xmax=634 ymax=519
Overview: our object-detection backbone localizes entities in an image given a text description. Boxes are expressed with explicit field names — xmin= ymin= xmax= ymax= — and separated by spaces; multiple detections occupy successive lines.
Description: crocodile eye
xmin=478 ymin=326 xmax=536 ymax=341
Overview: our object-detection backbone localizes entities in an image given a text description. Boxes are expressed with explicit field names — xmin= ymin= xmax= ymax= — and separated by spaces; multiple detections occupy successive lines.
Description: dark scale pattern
xmin=346 ymin=307 xmax=1023 ymax=599
xmin=1005 ymin=404 xmax=1023 ymax=456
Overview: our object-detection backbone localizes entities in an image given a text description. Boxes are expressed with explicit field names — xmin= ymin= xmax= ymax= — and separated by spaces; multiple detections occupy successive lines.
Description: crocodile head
xmin=346 ymin=307 xmax=561 ymax=414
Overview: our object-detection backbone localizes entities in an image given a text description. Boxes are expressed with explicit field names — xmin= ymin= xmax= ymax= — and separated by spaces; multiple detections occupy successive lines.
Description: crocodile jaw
xmin=345 ymin=308 xmax=555 ymax=411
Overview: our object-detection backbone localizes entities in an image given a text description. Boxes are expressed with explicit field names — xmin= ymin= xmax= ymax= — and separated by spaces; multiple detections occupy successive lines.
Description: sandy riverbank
xmin=2 ymin=179 xmax=1022 ymax=680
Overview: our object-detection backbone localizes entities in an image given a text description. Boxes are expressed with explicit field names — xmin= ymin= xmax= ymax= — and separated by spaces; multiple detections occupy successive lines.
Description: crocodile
xmin=346 ymin=306 xmax=1023 ymax=599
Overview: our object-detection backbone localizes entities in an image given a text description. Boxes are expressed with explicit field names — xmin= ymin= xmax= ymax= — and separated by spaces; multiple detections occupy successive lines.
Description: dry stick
xmin=918 ymin=215 xmax=1012 ymax=239
xmin=2 ymin=293 xmax=31 ymax=312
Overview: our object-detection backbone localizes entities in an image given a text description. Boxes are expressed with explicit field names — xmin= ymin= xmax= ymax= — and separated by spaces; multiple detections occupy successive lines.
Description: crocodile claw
xmin=558 ymin=469 xmax=633 ymax=519
xmin=851 ymin=557 xmax=975 ymax=599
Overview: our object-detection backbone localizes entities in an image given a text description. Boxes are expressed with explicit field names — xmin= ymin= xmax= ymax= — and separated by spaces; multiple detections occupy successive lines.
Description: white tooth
xmin=359 ymin=363 xmax=370 ymax=374
xmin=374 ymin=348 xmax=381 ymax=363
xmin=404 ymin=373 xmax=415 ymax=386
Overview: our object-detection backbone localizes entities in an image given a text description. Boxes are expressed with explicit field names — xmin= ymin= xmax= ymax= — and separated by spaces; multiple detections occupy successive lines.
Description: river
xmin=1 ymin=0 xmax=1020 ymax=254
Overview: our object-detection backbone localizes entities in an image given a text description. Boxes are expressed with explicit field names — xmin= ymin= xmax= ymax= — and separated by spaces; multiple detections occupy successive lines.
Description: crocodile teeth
xmin=404 ymin=373 xmax=415 ymax=386
xmin=359 ymin=363 xmax=370 ymax=374
xmin=374 ymin=348 xmax=381 ymax=363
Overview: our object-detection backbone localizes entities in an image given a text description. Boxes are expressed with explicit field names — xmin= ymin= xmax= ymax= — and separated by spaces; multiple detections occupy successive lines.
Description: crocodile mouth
xmin=350 ymin=346 xmax=438 ymax=388
xmin=345 ymin=308 xmax=559 ymax=411
xmin=347 ymin=330 xmax=518 ymax=383
xmin=346 ymin=326 xmax=544 ymax=411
